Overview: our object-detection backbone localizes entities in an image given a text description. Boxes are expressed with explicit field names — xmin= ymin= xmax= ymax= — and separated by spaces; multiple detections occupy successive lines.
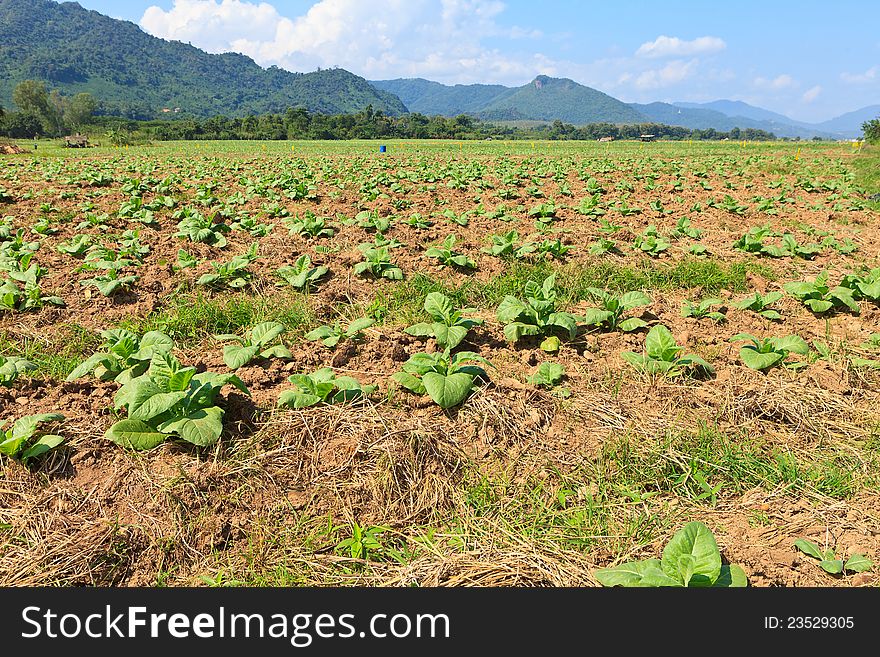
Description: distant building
xmin=598 ymin=136 xmax=614 ymax=142
xmin=639 ymin=134 xmax=656 ymax=142
xmin=63 ymin=133 xmax=89 ymax=148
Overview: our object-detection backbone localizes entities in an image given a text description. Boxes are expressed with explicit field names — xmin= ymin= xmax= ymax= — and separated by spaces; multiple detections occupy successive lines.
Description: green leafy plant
xmin=105 ymin=352 xmax=250 ymax=450
xmin=335 ymin=522 xmax=389 ymax=561
xmin=393 ymin=349 xmax=491 ymax=409
xmin=794 ymin=538 xmax=873 ymax=575
xmin=496 ymin=274 xmax=577 ymax=349
xmin=305 ymin=317 xmax=374 ymax=348
xmin=215 ymin=322 xmax=291 ymax=370
xmin=404 ymin=292 xmax=482 ymax=350
xmin=632 ymin=225 xmax=669 ymax=257
xmin=67 ymin=329 xmax=173 ymax=384
xmin=581 ymin=289 xmax=650 ymax=332
xmin=681 ymin=297 xmax=726 ymax=322
xmin=0 ymin=355 xmax=35 ymax=386
xmin=731 ymin=333 xmax=809 ymax=370
xmin=0 ymin=413 xmax=65 ymax=465
xmin=197 ymin=244 xmax=259 ymax=289
xmin=734 ymin=291 xmax=784 ymax=321
xmin=783 ymin=272 xmax=859 ymax=314
xmin=285 ymin=211 xmax=335 ymax=239
xmin=621 ymin=325 xmax=714 ymax=377
xmin=174 ymin=211 xmax=229 ymax=248
xmin=80 ymin=269 xmax=138 ymax=297
xmin=277 ymin=367 xmax=375 ymax=408
xmin=483 ymin=230 xmax=520 ymax=257
xmin=595 ymin=521 xmax=747 ymax=587
xmin=424 ymin=235 xmax=475 ymax=269
xmin=840 ymin=268 xmax=880 ymax=302
xmin=670 ymin=217 xmax=702 ymax=239
xmin=276 ymin=255 xmax=329 ymax=291
xmin=527 ymin=361 xmax=570 ymax=397
xmin=353 ymin=246 xmax=403 ymax=280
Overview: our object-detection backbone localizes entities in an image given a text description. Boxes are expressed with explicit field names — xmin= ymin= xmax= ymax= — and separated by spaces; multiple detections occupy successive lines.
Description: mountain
xmin=814 ymin=105 xmax=880 ymax=136
xmin=372 ymin=75 xmax=645 ymax=124
xmin=632 ymin=101 xmax=840 ymax=139
xmin=479 ymin=76 xmax=645 ymax=124
xmin=371 ymin=78 xmax=509 ymax=116
xmin=674 ymin=100 xmax=814 ymax=128
xmin=0 ymin=0 xmax=406 ymax=119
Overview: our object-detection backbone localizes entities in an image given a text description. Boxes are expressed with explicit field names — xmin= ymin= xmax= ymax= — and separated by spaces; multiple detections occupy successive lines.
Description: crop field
xmin=1 ymin=139 xmax=879 ymax=587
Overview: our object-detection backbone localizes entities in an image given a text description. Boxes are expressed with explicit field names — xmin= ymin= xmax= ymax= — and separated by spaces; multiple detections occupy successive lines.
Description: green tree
xmin=3 ymin=112 xmax=43 ymax=138
xmin=863 ymin=118 xmax=880 ymax=144
xmin=65 ymin=92 xmax=97 ymax=129
xmin=12 ymin=80 xmax=51 ymax=116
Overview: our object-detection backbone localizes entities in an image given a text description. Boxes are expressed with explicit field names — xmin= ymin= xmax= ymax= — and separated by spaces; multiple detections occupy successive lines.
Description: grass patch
xmin=119 ymin=290 xmax=316 ymax=344
xmin=0 ymin=324 xmax=99 ymax=379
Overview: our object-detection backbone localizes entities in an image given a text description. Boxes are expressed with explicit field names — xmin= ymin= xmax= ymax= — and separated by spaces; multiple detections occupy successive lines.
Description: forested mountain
xmin=373 ymin=76 xmax=644 ymax=124
xmin=0 ymin=0 xmax=406 ymax=119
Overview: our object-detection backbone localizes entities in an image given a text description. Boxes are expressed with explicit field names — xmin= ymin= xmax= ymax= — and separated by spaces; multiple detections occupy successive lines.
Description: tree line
xmin=1 ymin=78 xmax=783 ymax=142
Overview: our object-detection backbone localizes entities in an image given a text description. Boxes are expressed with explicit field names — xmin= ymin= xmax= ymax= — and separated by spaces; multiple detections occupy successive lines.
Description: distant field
xmin=0 ymin=139 xmax=878 ymax=587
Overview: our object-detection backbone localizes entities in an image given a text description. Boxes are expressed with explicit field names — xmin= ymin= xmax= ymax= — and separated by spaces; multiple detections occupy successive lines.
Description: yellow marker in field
xmin=531 ymin=142 xmax=535 ymax=149
xmin=459 ymin=142 xmax=462 ymax=152
xmin=795 ymin=147 xmax=801 ymax=161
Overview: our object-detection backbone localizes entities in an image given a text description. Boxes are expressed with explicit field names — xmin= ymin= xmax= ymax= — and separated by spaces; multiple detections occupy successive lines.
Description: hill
xmin=373 ymin=76 xmax=645 ymax=124
xmin=814 ymin=105 xmax=880 ymax=136
xmin=632 ymin=101 xmax=839 ymax=139
xmin=0 ymin=0 xmax=406 ymax=119
xmin=370 ymin=78 xmax=509 ymax=116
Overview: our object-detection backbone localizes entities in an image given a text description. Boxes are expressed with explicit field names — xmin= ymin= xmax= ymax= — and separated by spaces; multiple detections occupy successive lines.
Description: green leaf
xmin=844 ymin=554 xmax=873 ymax=573
xmin=20 ymin=434 xmax=65 ymax=463
xmin=661 ymin=521 xmax=722 ymax=586
xmin=619 ymin=291 xmax=651 ymax=310
xmin=740 ymin=348 xmax=783 ymax=371
xmin=168 ymin=367 xmax=196 ymax=392
xmin=819 ymin=559 xmax=844 ymax=575
xmin=223 ymin=344 xmax=261 ymax=370
xmin=11 ymin=413 xmax=64 ymax=443
xmin=128 ymin=387 xmax=188 ymax=422
xmin=260 ymin=345 xmax=292 ymax=359
xmin=131 ymin=331 xmax=173 ymax=360
xmin=435 ymin=324 xmax=468 ymax=349
xmin=424 ymin=292 xmax=454 ymax=322
xmin=422 ymin=372 xmax=474 ymax=409
xmin=66 ymin=352 xmax=114 ymax=381
xmin=497 ymin=296 xmax=529 ymax=323
xmin=712 ymin=564 xmax=748 ymax=587
xmin=346 ymin=317 xmax=375 ymax=335
xmin=277 ymin=390 xmax=322 ymax=409
xmin=581 ymin=308 xmax=614 ymax=327
xmin=595 ymin=559 xmax=682 ymax=587
xmin=391 ymin=371 xmax=426 ymax=395
xmin=618 ymin=317 xmax=648 ymax=332
xmin=644 ymin=325 xmax=679 ymax=360
xmin=794 ymin=538 xmax=824 ymax=560
xmin=250 ymin=322 xmax=285 ymax=346
xmin=157 ymin=406 xmax=225 ymax=446
xmin=105 ymin=419 xmax=167 ymax=450
xmin=540 ymin=336 xmax=561 ymax=353
xmin=773 ymin=335 xmax=809 ymax=355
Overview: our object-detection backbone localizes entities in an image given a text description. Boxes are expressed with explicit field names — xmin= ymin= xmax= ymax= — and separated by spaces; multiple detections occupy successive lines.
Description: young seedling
xmin=404 ymin=292 xmax=482 ymax=350
xmin=632 ymin=225 xmax=669 ymax=257
xmin=527 ymin=362 xmax=570 ymax=397
xmin=424 ymin=235 xmax=475 ymax=270
xmin=285 ymin=211 xmax=335 ymax=239
xmin=80 ymin=269 xmax=138 ymax=297
xmin=670 ymin=217 xmax=702 ymax=239
xmin=214 ymin=322 xmax=292 ymax=370
xmin=278 ymin=368 xmax=376 ymax=408
xmin=621 ymin=325 xmax=714 ymax=377
xmin=841 ymin=268 xmax=880 ymax=302
xmin=276 ymin=255 xmax=329 ymax=291
xmin=783 ymin=271 xmax=859 ymax=314
xmin=731 ymin=333 xmax=809 ymax=371
xmin=681 ymin=297 xmax=726 ymax=322
xmin=393 ymin=349 xmax=492 ymax=409
xmin=581 ymin=288 xmax=650 ymax=333
xmin=482 ymin=230 xmax=521 ymax=257
xmin=794 ymin=538 xmax=873 ymax=576
xmin=496 ymin=274 xmax=578 ymax=350
xmin=0 ymin=413 xmax=65 ymax=465
xmin=67 ymin=329 xmax=174 ymax=384
xmin=353 ymin=246 xmax=403 ymax=280
xmin=734 ymin=291 xmax=784 ymax=321
xmin=197 ymin=243 xmax=259 ymax=289
xmin=595 ymin=521 xmax=747 ymax=587
xmin=174 ymin=211 xmax=230 ymax=248
xmin=106 ymin=352 xmax=250 ymax=450
xmin=305 ymin=317 xmax=375 ymax=349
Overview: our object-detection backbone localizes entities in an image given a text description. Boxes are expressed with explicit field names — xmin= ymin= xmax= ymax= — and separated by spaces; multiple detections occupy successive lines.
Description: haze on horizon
xmin=76 ymin=0 xmax=879 ymax=124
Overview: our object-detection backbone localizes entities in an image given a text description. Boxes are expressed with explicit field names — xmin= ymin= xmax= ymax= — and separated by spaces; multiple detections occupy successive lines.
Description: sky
xmin=75 ymin=0 xmax=879 ymax=122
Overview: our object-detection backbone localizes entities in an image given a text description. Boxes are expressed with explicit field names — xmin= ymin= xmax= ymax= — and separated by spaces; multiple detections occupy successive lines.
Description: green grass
xmin=852 ymin=146 xmax=880 ymax=210
xmin=0 ymin=324 xmax=99 ymax=379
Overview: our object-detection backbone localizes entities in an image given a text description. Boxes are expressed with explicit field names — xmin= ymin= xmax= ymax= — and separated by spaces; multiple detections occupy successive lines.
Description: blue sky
xmin=76 ymin=0 xmax=879 ymax=122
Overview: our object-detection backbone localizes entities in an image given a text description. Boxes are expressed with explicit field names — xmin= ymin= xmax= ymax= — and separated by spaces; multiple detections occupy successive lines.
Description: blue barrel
xmin=379 ymin=145 xmax=387 ymax=153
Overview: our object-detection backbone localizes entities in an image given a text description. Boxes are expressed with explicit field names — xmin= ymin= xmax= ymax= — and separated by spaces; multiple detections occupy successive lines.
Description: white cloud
xmin=139 ymin=0 xmax=545 ymax=84
xmin=841 ymin=66 xmax=877 ymax=84
xmin=634 ymin=59 xmax=697 ymax=90
xmin=635 ymin=35 xmax=726 ymax=59
xmin=753 ymin=74 xmax=796 ymax=90
xmin=802 ymin=85 xmax=822 ymax=103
